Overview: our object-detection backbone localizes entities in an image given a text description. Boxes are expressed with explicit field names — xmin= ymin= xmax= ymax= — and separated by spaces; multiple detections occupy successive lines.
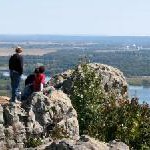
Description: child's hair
xmin=34 ymin=68 xmax=39 ymax=74
xmin=39 ymin=66 xmax=45 ymax=73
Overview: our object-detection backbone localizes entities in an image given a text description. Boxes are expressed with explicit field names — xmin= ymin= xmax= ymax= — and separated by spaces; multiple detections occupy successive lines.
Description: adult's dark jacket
xmin=25 ymin=74 xmax=35 ymax=86
xmin=9 ymin=53 xmax=23 ymax=75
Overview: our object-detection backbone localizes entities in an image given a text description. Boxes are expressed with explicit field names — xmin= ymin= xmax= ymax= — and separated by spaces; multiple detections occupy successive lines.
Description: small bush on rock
xmin=70 ymin=63 xmax=150 ymax=149
xmin=25 ymin=137 xmax=42 ymax=148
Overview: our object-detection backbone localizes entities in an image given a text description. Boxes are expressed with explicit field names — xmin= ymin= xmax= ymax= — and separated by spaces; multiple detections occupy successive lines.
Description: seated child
xmin=33 ymin=66 xmax=46 ymax=92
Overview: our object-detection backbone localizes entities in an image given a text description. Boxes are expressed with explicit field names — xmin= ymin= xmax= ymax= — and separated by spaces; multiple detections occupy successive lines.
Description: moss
xmin=25 ymin=137 xmax=42 ymax=148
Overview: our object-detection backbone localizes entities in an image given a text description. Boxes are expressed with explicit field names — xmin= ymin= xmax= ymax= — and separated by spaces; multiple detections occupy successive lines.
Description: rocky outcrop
xmin=50 ymin=63 xmax=128 ymax=100
xmin=39 ymin=135 xmax=129 ymax=150
xmin=0 ymin=63 xmax=130 ymax=149
xmin=0 ymin=89 xmax=79 ymax=149
xmin=0 ymin=90 xmax=130 ymax=149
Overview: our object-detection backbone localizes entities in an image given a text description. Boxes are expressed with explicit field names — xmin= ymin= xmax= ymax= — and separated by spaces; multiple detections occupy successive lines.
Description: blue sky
xmin=0 ymin=0 xmax=150 ymax=35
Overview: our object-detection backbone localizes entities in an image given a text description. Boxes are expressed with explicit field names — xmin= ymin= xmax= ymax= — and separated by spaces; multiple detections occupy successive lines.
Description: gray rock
xmin=1 ymin=89 xmax=79 ymax=149
xmin=29 ymin=90 xmax=79 ymax=140
xmin=51 ymin=63 xmax=128 ymax=100
xmin=108 ymin=140 xmax=129 ymax=150
xmin=43 ymin=136 xmax=129 ymax=150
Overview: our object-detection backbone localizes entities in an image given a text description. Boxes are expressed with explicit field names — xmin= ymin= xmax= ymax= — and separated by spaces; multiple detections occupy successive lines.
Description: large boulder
xmin=50 ymin=63 xmax=128 ymax=100
xmin=1 ymin=89 xmax=79 ymax=149
xmin=27 ymin=90 xmax=79 ymax=140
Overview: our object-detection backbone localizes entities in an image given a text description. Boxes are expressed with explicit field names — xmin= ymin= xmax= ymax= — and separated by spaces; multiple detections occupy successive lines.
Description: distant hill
xmin=0 ymin=35 xmax=150 ymax=45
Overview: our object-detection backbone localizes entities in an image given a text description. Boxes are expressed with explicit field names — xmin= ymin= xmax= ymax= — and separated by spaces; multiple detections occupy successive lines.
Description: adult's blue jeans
xmin=10 ymin=70 xmax=21 ymax=102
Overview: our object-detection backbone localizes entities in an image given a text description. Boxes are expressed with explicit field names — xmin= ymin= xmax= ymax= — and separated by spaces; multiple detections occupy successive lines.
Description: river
xmin=128 ymin=85 xmax=150 ymax=104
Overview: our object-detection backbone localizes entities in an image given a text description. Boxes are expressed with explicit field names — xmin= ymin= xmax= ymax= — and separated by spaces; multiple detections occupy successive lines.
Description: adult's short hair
xmin=15 ymin=46 xmax=23 ymax=53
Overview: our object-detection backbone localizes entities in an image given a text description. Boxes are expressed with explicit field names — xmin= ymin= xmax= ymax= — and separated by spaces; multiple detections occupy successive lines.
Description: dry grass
xmin=0 ymin=96 xmax=10 ymax=104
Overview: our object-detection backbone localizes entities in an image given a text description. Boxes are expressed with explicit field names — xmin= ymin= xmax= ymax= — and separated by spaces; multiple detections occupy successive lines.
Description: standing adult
xmin=9 ymin=46 xmax=23 ymax=102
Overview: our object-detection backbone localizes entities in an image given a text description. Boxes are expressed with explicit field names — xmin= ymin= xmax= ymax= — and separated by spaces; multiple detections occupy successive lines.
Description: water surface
xmin=128 ymin=85 xmax=150 ymax=104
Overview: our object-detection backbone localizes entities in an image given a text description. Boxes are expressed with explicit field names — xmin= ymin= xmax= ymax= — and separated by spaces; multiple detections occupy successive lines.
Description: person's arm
xmin=40 ymin=83 xmax=44 ymax=91
xmin=20 ymin=55 xmax=23 ymax=74
xmin=18 ymin=55 xmax=23 ymax=75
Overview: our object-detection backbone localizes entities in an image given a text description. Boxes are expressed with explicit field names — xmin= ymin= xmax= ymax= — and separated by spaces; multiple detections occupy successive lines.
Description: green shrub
xmin=25 ymin=137 xmax=42 ymax=148
xmin=70 ymin=63 xmax=150 ymax=149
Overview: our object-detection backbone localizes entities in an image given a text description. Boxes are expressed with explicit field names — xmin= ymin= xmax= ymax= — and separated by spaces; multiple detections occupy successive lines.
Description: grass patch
xmin=0 ymin=90 xmax=10 ymax=96
xmin=127 ymin=76 xmax=150 ymax=86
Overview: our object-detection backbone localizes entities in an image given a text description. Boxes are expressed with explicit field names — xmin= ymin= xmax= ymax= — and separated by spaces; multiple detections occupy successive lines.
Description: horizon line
xmin=1 ymin=34 xmax=150 ymax=37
